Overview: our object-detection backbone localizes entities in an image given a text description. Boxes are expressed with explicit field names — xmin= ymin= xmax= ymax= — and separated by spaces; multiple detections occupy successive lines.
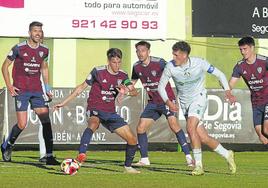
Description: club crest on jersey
xmin=257 ymin=67 xmax=262 ymax=74
xmin=151 ymin=70 xmax=157 ymax=77
xmin=39 ymin=51 xmax=44 ymax=58
xmin=117 ymin=79 xmax=122 ymax=85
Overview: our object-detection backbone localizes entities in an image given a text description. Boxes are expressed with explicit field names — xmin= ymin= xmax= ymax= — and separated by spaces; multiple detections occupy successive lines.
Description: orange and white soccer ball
xmin=60 ymin=158 xmax=80 ymax=175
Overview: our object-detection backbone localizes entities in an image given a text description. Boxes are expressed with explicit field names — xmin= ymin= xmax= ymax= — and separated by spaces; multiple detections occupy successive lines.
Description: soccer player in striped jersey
xmin=131 ymin=41 xmax=194 ymax=167
xmin=229 ymin=36 xmax=268 ymax=146
xmin=54 ymin=48 xmax=140 ymax=174
xmin=158 ymin=41 xmax=236 ymax=175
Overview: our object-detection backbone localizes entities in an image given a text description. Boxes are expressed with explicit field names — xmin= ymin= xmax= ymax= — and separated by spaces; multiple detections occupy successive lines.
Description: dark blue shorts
xmin=140 ymin=103 xmax=175 ymax=121
xmin=252 ymin=104 xmax=268 ymax=127
xmin=87 ymin=110 xmax=127 ymax=132
xmin=14 ymin=92 xmax=48 ymax=111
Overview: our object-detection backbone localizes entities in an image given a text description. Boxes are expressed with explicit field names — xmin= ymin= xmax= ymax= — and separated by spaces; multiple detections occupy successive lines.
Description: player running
xmin=131 ymin=41 xmax=194 ymax=167
xmin=229 ymin=36 xmax=268 ymax=146
xmin=158 ymin=41 xmax=236 ymax=175
xmin=54 ymin=48 xmax=140 ymax=174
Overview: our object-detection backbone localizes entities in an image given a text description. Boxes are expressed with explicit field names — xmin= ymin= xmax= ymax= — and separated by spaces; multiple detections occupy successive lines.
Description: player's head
xmin=238 ymin=36 xmax=255 ymax=60
xmin=135 ymin=41 xmax=151 ymax=62
xmin=28 ymin=21 xmax=43 ymax=44
xmin=107 ymin=48 xmax=122 ymax=73
xmin=172 ymin=41 xmax=191 ymax=65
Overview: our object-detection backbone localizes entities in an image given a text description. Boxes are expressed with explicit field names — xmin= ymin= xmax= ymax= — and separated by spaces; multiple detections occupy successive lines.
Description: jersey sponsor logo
xmin=23 ymin=62 xmax=40 ymax=67
xmin=257 ymin=67 xmax=262 ymax=74
xmin=248 ymin=79 xmax=263 ymax=85
xmin=0 ymin=0 xmax=24 ymax=8
xmin=207 ymin=65 xmax=215 ymax=73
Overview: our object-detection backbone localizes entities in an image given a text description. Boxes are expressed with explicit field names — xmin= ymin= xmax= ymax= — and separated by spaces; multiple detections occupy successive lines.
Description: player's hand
xmin=225 ymin=90 xmax=236 ymax=105
xmin=166 ymin=99 xmax=178 ymax=112
xmin=7 ymin=85 xmax=19 ymax=96
xmin=53 ymin=103 xmax=64 ymax=111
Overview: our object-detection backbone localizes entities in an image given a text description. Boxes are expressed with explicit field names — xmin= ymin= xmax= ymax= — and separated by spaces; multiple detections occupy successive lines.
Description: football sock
xmin=192 ymin=148 xmax=202 ymax=167
xmin=3 ymin=124 xmax=22 ymax=148
xmin=137 ymin=133 xmax=148 ymax=158
xmin=214 ymin=144 xmax=229 ymax=159
xmin=125 ymin=144 xmax=137 ymax=167
xmin=176 ymin=129 xmax=191 ymax=155
xmin=79 ymin=128 xmax=93 ymax=153
xmin=40 ymin=116 xmax=54 ymax=155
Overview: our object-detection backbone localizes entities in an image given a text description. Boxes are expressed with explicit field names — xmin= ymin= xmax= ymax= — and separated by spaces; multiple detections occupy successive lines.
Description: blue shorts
xmin=140 ymin=103 xmax=175 ymax=121
xmin=87 ymin=110 xmax=127 ymax=133
xmin=252 ymin=104 xmax=268 ymax=127
xmin=15 ymin=92 xmax=48 ymax=111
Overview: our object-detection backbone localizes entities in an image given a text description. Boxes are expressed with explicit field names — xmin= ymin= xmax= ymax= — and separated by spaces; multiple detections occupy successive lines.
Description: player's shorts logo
xmin=0 ymin=0 xmax=24 ymax=8
xmin=16 ymin=100 xmax=22 ymax=109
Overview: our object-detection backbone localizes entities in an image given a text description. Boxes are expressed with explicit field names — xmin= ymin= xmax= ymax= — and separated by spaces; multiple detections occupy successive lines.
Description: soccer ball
xmin=60 ymin=158 xmax=80 ymax=175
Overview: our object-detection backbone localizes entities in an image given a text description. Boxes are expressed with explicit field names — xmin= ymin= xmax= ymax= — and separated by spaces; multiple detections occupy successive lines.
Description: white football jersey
xmin=159 ymin=57 xmax=212 ymax=104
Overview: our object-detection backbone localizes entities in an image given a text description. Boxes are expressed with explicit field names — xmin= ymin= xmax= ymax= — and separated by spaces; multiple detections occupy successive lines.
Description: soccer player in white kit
xmin=158 ymin=41 xmax=236 ymax=175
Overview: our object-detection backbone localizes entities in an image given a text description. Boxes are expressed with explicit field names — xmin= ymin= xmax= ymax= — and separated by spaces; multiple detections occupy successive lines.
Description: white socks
xmin=214 ymin=144 xmax=229 ymax=159
xmin=192 ymin=148 xmax=202 ymax=167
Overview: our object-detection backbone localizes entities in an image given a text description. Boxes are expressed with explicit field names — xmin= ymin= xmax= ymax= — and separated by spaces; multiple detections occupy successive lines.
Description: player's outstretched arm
xmin=53 ymin=81 xmax=88 ymax=111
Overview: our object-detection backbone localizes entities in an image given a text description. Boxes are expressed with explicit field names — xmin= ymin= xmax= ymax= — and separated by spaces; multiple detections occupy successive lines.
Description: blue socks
xmin=2 ymin=124 xmax=22 ymax=149
xmin=137 ymin=133 xmax=148 ymax=158
xmin=79 ymin=128 xmax=93 ymax=153
xmin=176 ymin=129 xmax=191 ymax=155
xmin=125 ymin=144 xmax=137 ymax=167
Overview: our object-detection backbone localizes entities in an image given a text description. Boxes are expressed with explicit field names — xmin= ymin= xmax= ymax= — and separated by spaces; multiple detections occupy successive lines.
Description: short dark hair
xmin=29 ymin=21 xmax=43 ymax=31
xmin=238 ymin=36 xmax=255 ymax=46
xmin=172 ymin=41 xmax=191 ymax=55
xmin=135 ymin=41 xmax=151 ymax=49
xmin=107 ymin=48 xmax=122 ymax=60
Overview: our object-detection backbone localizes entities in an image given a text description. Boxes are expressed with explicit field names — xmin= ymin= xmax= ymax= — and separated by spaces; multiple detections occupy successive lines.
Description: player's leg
xmin=35 ymin=107 xmax=59 ymax=165
xmin=255 ymin=125 xmax=268 ymax=145
xmin=1 ymin=111 xmax=27 ymax=162
xmin=186 ymin=94 xmax=207 ymax=176
xmin=197 ymin=124 xmax=236 ymax=174
xmin=167 ymin=115 xmax=193 ymax=167
xmin=252 ymin=106 xmax=268 ymax=144
xmin=1 ymin=93 xmax=29 ymax=162
xmin=186 ymin=116 xmax=204 ymax=175
xmin=135 ymin=118 xmax=153 ymax=166
xmin=135 ymin=103 xmax=157 ymax=166
xmin=261 ymin=104 xmax=268 ymax=139
xmin=115 ymin=125 xmax=140 ymax=174
xmin=38 ymin=123 xmax=47 ymax=162
xmin=76 ymin=115 xmax=100 ymax=164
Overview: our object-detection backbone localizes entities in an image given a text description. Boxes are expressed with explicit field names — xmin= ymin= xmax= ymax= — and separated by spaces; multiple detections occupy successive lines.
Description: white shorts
xmin=180 ymin=92 xmax=207 ymax=121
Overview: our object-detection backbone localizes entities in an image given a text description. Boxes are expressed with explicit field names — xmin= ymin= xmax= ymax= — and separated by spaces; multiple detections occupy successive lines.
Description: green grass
xmin=0 ymin=151 xmax=267 ymax=188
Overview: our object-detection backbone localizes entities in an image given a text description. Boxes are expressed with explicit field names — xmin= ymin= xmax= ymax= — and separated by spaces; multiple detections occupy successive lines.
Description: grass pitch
xmin=0 ymin=150 xmax=267 ymax=188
